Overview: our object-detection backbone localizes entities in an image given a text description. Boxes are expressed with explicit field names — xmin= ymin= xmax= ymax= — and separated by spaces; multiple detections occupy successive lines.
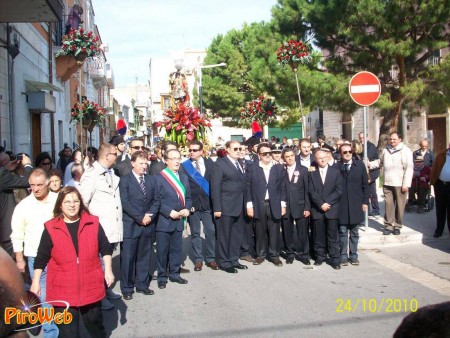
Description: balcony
xmin=87 ymin=56 xmax=107 ymax=89
xmin=105 ymin=63 xmax=114 ymax=89
xmin=0 ymin=0 xmax=63 ymax=23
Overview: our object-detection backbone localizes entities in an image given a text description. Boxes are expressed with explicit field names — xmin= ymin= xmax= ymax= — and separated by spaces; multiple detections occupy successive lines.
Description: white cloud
xmin=93 ymin=0 xmax=276 ymax=86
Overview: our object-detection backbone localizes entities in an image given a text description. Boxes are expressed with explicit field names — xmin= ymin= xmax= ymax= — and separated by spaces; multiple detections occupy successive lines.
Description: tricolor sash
xmin=160 ymin=168 xmax=186 ymax=207
xmin=181 ymin=160 xmax=210 ymax=197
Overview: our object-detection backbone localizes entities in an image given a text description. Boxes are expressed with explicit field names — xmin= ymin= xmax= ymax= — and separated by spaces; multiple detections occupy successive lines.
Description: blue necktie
xmin=139 ymin=176 xmax=147 ymax=197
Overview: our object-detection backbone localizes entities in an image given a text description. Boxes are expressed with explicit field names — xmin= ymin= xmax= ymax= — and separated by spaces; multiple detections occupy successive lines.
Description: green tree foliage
xmin=272 ymin=0 xmax=450 ymax=147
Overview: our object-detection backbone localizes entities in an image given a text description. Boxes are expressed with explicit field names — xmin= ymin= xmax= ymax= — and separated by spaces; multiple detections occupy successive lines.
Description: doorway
xmin=428 ymin=116 xmax=447 ymax=155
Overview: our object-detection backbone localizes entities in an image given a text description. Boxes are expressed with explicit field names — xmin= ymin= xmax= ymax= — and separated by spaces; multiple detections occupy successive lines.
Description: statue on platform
xmin=169 ymin=71 xmax=190 ymax=106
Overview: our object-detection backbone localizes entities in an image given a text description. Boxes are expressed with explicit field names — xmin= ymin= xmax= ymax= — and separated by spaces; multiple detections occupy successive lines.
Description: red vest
xmin=45 ymin=213 xmax=105 ymax=307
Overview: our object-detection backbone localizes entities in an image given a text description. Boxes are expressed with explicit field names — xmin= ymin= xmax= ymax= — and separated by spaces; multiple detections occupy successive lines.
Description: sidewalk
xmin=359 ymin=188 xmax=444 ymax=249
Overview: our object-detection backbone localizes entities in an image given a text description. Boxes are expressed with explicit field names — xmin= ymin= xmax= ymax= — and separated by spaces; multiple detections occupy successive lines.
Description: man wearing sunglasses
xmin=114 ymin=138 xmax=146 ymax=177
xmin=246 ymin=143 xmax=287 ymax=267
xmin=211 ymin=141 xmax=247 ymax=273
xmin=179 ymin=140 xmax=218 ymax=272
xmin=338 ymin=144 xmax=369 ymax=266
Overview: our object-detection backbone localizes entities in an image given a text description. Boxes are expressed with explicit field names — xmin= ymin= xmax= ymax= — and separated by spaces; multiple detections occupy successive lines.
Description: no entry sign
xmin=349 ymin=71 xmax=381 ymax=106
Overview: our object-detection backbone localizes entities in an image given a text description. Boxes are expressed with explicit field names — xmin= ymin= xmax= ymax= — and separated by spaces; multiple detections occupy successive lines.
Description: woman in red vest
xmin=30 ymin=186 xmax=114 ymax=338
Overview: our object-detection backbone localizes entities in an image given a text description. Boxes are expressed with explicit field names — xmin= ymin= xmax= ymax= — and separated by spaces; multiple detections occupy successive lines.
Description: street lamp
xmin=197 ymin=62 xmax=226 ymax=115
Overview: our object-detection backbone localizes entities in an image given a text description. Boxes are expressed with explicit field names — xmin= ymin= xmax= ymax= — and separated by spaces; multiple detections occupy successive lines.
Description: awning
xmin=0 ymin=0 xmax=63 ymax=22
xmin=25 ymin=80 xmax=62 ymax=93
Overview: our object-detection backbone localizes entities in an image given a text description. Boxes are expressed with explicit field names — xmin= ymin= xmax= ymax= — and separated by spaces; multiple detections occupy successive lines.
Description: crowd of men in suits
xmin=3 ymin=131 xmax=444 ymax=317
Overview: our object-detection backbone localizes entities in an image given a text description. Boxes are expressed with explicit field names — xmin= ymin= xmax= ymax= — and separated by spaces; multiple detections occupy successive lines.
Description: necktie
xmin=346 ymin=163 xmax=351 ymax=173
xmin=235 ymin=161 xmax=243 ymax=176
xmin=139 ymin=176 xmax=147 ymax=197
xmin=194 ymin=160 xmax=201 ymax=173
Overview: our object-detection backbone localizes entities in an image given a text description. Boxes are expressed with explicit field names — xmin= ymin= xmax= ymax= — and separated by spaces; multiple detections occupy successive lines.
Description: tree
xmin=272 ymin=0 xmax=450 ymax=147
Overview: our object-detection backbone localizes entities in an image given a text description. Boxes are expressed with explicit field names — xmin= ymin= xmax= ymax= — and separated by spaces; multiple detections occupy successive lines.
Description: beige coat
xmin=80 ymin=161 xmax=123 ymax=243
xmin=379 ymin=142 xmax=414 ymax=187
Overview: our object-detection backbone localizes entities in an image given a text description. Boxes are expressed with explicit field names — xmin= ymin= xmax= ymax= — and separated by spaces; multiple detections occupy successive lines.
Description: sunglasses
xmin=341 ymin=150 xmax=353 ymax=155
xmin=232 ymin=147 xmax=244 ymax=151
xmin=131 ymin=146 xmax=145 ymax=150
xmin=189 ymin=149 xmax=201 ymax=153
xmin=259 ymin=152 xmax=272 ymax=156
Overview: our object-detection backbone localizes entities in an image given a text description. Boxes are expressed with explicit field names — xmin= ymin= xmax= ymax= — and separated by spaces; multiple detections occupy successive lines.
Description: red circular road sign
xmin=349 ymin=71 xmax=381 ymax=106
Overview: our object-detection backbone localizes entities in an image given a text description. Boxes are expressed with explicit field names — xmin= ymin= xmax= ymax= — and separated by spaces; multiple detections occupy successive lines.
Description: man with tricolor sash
xmin=154 ymin=149 xmax=192 ymax=289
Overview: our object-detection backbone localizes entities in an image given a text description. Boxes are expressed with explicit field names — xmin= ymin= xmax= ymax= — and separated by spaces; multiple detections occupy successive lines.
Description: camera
xmin=15 ymin=154 xmax=23 ymax=161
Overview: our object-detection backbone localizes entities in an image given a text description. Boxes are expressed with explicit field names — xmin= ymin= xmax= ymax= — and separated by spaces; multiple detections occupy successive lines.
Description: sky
xmin=93 ymin=0 xmax=277 ymax=87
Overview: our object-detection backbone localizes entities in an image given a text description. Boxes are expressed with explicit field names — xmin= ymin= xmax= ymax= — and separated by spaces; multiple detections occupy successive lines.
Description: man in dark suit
xmin=309 ymin=149 xmax=343 ymax=270
xmin=179 ymin=140 xmax=218 ymax=271
xmin=154 ymin=149 xmax=191 ymax=289
xmin=211 ymin=141 xmax=247 ymax=273
xmin=246 ymin=143 xmax=287 ymax=267
xmin=114 ymin=138 xmax=146 ymax=177
xmin=119 ymin=151 xmax=159 ymax=300
xmin=281 ymin=148 xmax=311 ymax=265
xmin=359 ymin=132 xmax=380 ymax=216
xmin=338 ymin=144 xmax=369 ymax=266
xmin=149 ymin=141 xmax=177 ymax=176
xmin=296 ymin=138 xmax=315 ymax=168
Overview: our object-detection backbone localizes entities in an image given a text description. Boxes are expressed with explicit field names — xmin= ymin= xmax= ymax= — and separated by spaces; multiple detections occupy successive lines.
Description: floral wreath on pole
xmin=276 ymin=39 xmax=311 ymax=70
xmin=70 ymin=99 xmax=106 ymax=132
xmin=239 ymin=95 xmax=278 ymax=128
xmin=57 ymin=27 xmax=101 ymax=61
xmin=156 ymin=103 xmax=211 ymax=145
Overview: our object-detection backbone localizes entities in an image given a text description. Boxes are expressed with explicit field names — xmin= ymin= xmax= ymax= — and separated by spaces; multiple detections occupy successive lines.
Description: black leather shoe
xmin=233 ymin=264 xmax=248 ymax=270
xmin=314 ymin=260 xmax=324 ymax=266
xmin=122 ymin=293 xmax=133 ymax=300
xmin=169 ymin=277 xmax=188 ymax=284
xmin=158 ymin=282 xmax=166 ymax=289
xmin=221 ymin=266 xmax=238 ymax=273
xmin=136 ymin=288 xmax=154 ymax=295
xmin=286 ymin=257 xmax=294 ymax=264
xmin=299 ymin=257 xmax=310 ymax=265
xmin=331 ymin=263 xmax=341 ymax=270
xmin=393 ymin=228 xmax=401 ymax=235
xmin=434 ymin=232 xmax=442 ymax=238
xmin=179 ymin=267 xmax=190 ymax=274
xmin=383 ymin=228 xmax=392 ymax=235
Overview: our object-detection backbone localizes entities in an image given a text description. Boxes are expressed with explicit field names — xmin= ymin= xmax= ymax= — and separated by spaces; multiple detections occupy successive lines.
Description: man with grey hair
xmin=65 ymin=162 xmax=84 ymax=189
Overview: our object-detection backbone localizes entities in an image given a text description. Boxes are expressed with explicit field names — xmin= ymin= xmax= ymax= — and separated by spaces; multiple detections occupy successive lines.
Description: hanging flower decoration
xmin=239 ymin=95 xmax=278 ymax=127
xmin=276 ymin=40 xmax=311 ymax=68
xmin=155 ymin=103 xmax=211 ymax=145
xmin=70 ymin=100 xmax=106 ymax=130
xmin=57 ymin=27 xmax=101 ymax=59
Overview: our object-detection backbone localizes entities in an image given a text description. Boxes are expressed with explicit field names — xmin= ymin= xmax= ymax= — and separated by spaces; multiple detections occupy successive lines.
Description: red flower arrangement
xmin=70 ymin=99 xmax=106 ymax=130
xmin=58 ymin=27 xmax=101 ymax=59
xmin=276 ymin=40 xmax=311 ymax=68
xmin=156 ymin=103 xmax=211 ymax=145
xmin=239 ymin=95 xmax=278 ymax=127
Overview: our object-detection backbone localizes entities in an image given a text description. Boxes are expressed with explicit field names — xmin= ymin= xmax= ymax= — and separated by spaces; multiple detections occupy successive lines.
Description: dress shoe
xmin=240 ymin=255 xmax=255 ymax=263
xmin=271 ymin=257 xmax=283 ymax=267
xmin=206 ymin=261 xmax=219 ymax=270
xmin=393 ymin=228 xmax=401 ymax=235
xmin=136 ymin=288 xmax=155 ymax=295
xmin=221 ymin=266 xmax=238 ymax=273
xmin=286 ymin=257 xmax=294 ymax=264
xmin=158 ymin=282 xmax=166 ymax=289
xmin=331 ymin=263 xmax=341 ymax=270
xmin=169 ymin=277 xmax=188 ymax=284
xmin=433 ymin=232 xmax=442 ymax=238
xmin=233 ymin=263 xmax=248 ymax=270
xmin=194 ymin=261 xmax=203 ymax=271
xmin=383 ymin=228 xmax=392 ymax=235
xmin=349 ymin=258 xmax=360 ymax=266
xmin=106 ymin=288 xmax=122 ymax=300
xmin=122 ymin=293 xmax=133 ymax=300
xmin=179 ymin=267 xmax=190 ymax=274
xmin=299 ymin=257 xmax=311 ymax=265
xmin=314 ymin=259 xmax=324 ymax=266
xmin=340 ymin=260 xmax=348 ymax=266
xmin=253 ymin=257 xmax=265 ymax=265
